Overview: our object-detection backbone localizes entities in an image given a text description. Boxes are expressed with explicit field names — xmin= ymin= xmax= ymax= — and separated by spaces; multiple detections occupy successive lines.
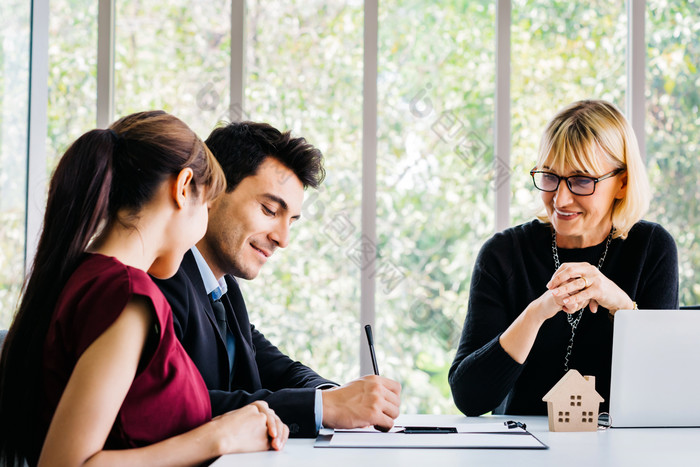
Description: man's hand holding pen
xmin=321 ymin=375 xmax=402 ymax=431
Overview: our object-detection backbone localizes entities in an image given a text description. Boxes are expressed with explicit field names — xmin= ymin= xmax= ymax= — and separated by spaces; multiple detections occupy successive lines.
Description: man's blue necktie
xmin=209 ymin=290 xmax=235 ymax=377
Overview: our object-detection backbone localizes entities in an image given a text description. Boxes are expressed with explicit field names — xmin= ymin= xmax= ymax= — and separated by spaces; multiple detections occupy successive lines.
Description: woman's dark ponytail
xmin=0 ymin=129 xmax=116 ymax=466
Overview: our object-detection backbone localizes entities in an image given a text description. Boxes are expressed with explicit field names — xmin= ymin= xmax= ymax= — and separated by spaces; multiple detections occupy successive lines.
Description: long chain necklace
xmin=552 ymin=228 xmax=613 ymax=372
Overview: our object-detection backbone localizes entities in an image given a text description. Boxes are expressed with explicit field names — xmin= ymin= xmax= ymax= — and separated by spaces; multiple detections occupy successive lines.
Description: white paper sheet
xmin=316 ymin=423 xmax=547 ymax=449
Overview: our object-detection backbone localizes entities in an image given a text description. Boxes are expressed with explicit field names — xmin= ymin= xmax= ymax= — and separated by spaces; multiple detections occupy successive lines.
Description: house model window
xmin=542 ymin=369 xmax=604 ymax=432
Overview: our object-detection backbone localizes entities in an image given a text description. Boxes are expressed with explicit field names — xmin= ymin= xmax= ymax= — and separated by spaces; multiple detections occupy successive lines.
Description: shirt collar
xmin=191 ymin=246 xmax=228 ymax=298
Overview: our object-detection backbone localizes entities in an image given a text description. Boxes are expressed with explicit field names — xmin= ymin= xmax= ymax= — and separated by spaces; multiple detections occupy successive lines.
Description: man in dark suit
xmin=155 ymin=122 xmax=401 ymax=437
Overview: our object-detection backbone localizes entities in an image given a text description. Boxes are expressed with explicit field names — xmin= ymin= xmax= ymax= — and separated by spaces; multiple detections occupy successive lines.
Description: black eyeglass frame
xmin=529 ymin=167 xmax=624 ymax=196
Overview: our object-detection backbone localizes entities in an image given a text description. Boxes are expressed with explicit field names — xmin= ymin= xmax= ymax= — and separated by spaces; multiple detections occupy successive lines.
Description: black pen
xmin=364 ymin=324 xmax=390 ymax=433
xmin=364 ymin=324 xmax=379 ymax=375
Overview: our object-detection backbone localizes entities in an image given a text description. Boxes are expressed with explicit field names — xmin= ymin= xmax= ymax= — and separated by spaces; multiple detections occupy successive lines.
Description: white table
xmin=210 ymin=414 xmax=700 ymax=467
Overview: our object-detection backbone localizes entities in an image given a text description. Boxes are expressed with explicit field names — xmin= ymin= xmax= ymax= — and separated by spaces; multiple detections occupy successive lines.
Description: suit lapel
xmin=224 ymin=276 xmax=262 ymax=389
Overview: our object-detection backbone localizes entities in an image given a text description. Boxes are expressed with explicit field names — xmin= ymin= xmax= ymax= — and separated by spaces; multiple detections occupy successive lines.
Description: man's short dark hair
xmin=204 ymin=121 xmax=325 ymax=192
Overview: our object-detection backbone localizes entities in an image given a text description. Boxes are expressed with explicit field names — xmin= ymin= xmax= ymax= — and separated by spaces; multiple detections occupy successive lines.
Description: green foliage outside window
xmin=0 ymin=0 xmax=30 ymax=328
xmin=646 ymin=0 xmax=700 ymax=307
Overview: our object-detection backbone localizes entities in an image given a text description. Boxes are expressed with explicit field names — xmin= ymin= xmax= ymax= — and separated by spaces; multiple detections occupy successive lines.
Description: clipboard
xmin=315 ymin=422 xmax=548 ymax=449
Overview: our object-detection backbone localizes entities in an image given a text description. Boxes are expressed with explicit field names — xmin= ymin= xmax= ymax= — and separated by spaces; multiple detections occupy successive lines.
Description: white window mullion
xmin=97 ymin=0 xmax=115 ymax=128
xmin=627 ymin=0 xmax=646 ymax=161
xmin=230 ymin=0 xmax=246 ymax=117
xmin=495 ymin=0 xmax=511 ymax=232
xmin=25 ymin=0 xmax=50 ymax=273
xmin=360 ymin=0 xmax=378 ymax=377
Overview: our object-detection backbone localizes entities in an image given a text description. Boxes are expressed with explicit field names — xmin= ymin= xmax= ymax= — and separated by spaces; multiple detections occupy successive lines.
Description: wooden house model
xmin=542 ymin=369 xmax=604 ymax=432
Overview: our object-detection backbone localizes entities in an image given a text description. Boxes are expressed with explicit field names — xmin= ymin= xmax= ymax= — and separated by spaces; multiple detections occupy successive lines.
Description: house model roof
xmin=542 ymin=369 xmax=604 ymax=403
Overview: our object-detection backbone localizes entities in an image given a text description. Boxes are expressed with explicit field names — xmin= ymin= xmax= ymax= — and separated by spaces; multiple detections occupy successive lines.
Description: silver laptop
xmin=609 ymin=309 xmax=700 ymax=427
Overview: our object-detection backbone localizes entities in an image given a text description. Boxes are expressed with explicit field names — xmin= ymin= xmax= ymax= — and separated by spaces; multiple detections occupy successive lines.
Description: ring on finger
xmin=582 ymin=276 xmax=590 ymax=288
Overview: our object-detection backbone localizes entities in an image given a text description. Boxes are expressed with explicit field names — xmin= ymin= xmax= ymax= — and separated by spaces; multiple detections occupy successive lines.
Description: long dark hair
xmin=0 ymin=110 xmax=225 ymax=465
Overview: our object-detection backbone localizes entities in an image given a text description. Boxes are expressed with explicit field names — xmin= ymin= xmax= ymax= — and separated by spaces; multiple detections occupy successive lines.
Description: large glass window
xmin=115 ymin=0 xmax=231 ymax=137
xmin=0 ymin=1 xmax=30 ymax=328
xmin=47 ymin=0 xmax=97 ymax=170
xmin=243 ymin=0 xmax=364 ymax=382
xmin=376 ymin=0 xmax=495 ymax=413
xmin=510 ymin=0 xmax=627 ymax=226
xmin=646 ymin=0 xmax=700 ymax=306
xmin=3 ymin=1 xmax=699 ymax=408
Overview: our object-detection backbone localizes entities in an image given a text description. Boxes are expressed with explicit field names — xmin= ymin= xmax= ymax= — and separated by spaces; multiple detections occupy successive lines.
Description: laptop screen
xmin=609 ymin=309 xmax=700 ymax=427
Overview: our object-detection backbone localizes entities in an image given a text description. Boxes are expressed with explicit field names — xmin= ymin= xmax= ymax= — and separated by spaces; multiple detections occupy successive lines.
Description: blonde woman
xmin=449 ymin=100 xmax=678 ymax=416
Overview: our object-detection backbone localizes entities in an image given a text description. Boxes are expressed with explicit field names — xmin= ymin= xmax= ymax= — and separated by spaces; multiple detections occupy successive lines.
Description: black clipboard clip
xmin=505 ymin=420 xmax=527 ymax=430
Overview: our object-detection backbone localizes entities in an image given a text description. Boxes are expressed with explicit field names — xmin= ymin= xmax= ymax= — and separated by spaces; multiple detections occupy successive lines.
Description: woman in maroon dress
xmin=0 ymin=111 xmax=288 ymax=466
